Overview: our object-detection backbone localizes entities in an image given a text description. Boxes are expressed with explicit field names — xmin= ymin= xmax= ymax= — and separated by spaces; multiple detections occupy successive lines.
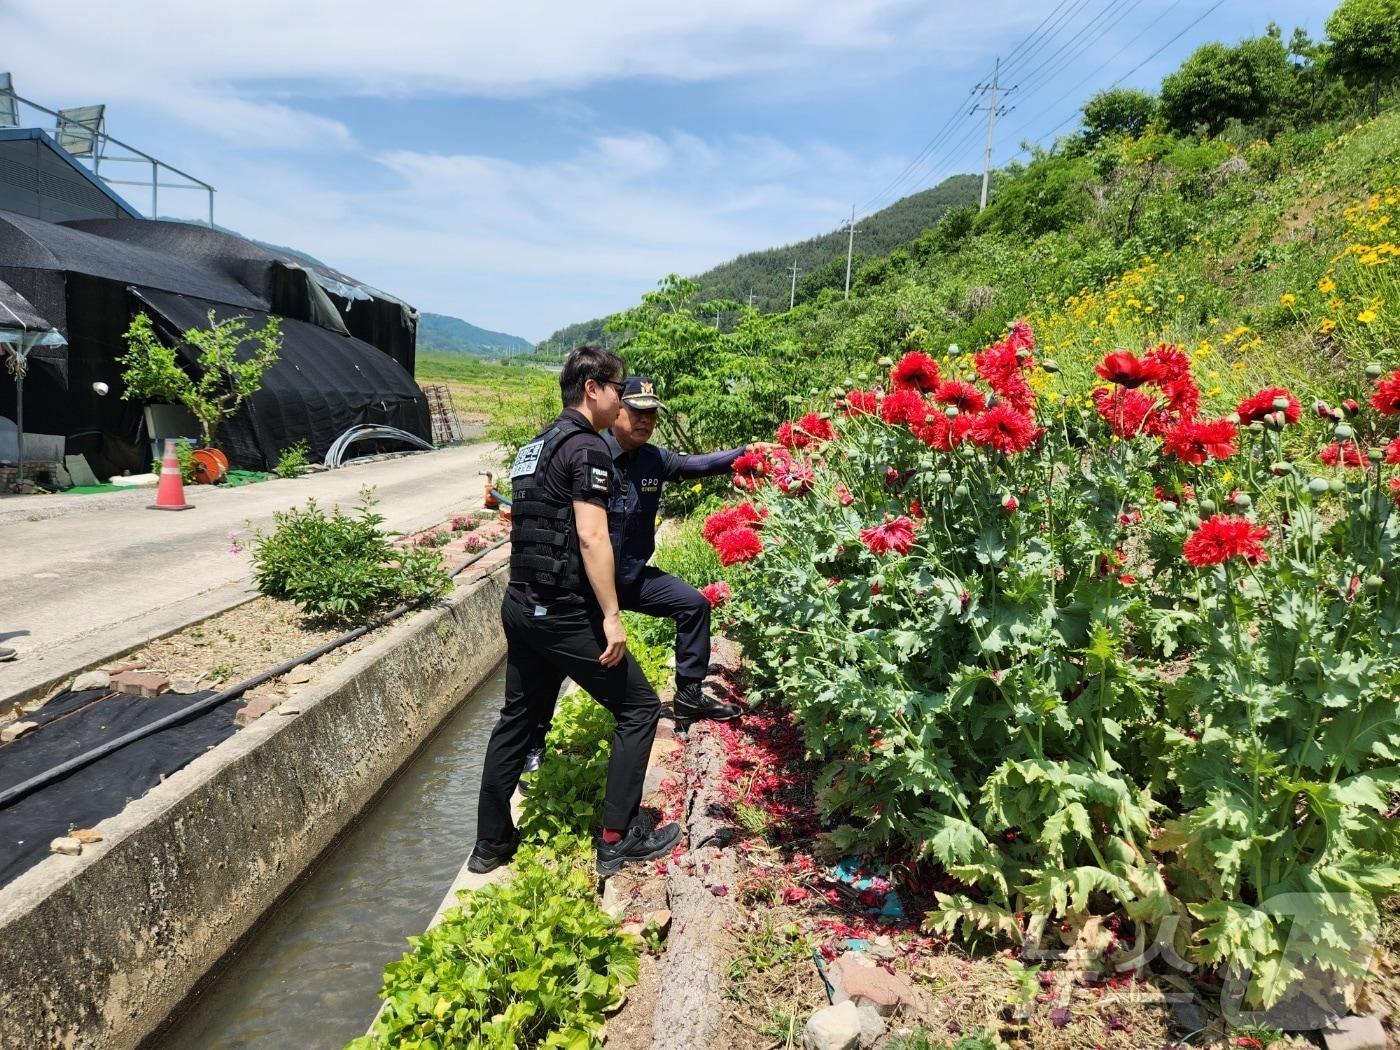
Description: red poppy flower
xmin=1005 ymin=319 xmax=1035 ymax=354
xmin=975 ymin=341 xmax=1035 ymax=414
xmin=1386 ymin=437 xmax=1400 ymax=465
xmin=932 ymin=380 xmax=986 ymax=413
xmin=1003 ymin=495 xmax=1019 ymax=512
xmin=890 ymin=351 xmax=941 ymax=393
xmin=1163 ymin=417 xmax=1237 ymax=465
xmin=1183 ymin=514 xmax=1269 ymax=567
xmin=909 ymin=498 xmax=925 ymax=519
xmin=880 ymin=387 xmax=929 ymax=426
xmin=859 ymin=516 xmax=917 ymax=555
xmin=1093 ymin=386 xmax=1159 ymax=438
xmin=699 ymin=581 xmax=732 ymax=606
xmin=1095 ymin=350 xmax=1168 ymax=389
xmin=778 ymin=412 xmax=834 ymax=449
xmin=703 ymin=503 xmax=765 ymax=546
xmin=912 ymin=413 xmax=950 ymax=450
xmin=1319 ymin=441 xmax=1365 ymax=468
xmin=835 ymin=483 xmax=854 ymax=506
xmin=1237 ymin=386 xmax=1301 ymax=425
xmin=1390 ymin=477 xmax=1400 ymax=506
xmin=844 ymin=389 xmax=879 ymax=416
xmin=1371 ymin=371 xmax=1400 ymax=415
xmin=776 ymin=462 xmax=815 ymax=496
xmin=968 ymin=403 xmax=1042 ymax=455
xmin=716 ymin=526 xmax=764 ymax=565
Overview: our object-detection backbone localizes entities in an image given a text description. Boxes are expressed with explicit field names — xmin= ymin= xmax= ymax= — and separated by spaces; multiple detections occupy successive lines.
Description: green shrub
xmin=273 ymin=440 xmax=310 ymax=479
xmin=250 ymin=487 xmax=450 ymax=624
xmin=349 ymin=841 xmax=637 ymax=1050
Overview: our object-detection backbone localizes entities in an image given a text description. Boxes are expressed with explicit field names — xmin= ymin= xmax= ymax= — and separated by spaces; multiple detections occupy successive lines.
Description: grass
xmin=414 ymin=352 xmax=558 ymax=450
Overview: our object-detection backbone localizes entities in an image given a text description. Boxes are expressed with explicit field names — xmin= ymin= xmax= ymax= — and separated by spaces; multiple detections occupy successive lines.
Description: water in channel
xmin=146 ymin=662 xmax=506 ymax=1050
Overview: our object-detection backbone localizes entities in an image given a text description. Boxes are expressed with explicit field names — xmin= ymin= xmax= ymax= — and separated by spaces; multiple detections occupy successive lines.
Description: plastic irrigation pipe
xmin=0 ymin=536 xmax=510 ymax=811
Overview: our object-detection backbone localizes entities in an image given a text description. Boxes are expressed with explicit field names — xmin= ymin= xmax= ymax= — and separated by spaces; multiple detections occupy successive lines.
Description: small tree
xmin=1160 ymin=28 xmax=1301 ymax=135
xmin=119 ymin=310 xmax=281 ymax=448
xmin=1326 ymin=0 xmax=1400 ymax=115
xmin=1080 ymin=87 xmax=1158 ymax=145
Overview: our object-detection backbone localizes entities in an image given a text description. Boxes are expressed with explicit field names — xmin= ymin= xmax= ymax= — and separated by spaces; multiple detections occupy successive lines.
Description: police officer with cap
xmin=468 ymin=346 xmax=680 ymax=878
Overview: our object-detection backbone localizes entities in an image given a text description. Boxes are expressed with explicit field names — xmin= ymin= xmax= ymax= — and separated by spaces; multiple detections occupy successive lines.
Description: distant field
xmin=415 ymin=351 xmax=558 ymax=452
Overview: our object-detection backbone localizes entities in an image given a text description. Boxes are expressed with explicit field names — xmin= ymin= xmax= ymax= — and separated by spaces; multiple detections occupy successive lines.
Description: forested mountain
xmin=416 ymin=313 xmax=534 ymax=356
xmin=535 ymin=173 xmax=982 ymax=356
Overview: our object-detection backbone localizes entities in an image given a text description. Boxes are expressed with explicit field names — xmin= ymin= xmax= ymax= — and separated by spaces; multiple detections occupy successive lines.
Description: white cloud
xmin=198 ymin=130 xmax=905 ymax=340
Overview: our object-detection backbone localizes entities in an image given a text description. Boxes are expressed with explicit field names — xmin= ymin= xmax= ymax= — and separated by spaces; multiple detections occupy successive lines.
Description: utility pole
xmin=747 ymin=289 xmax=757 ymax=309
xmin=843 ymin=205 xmax=859 ymax=300
xmin=788 ymin=258 xmax=799 ymax=309
xmin=974 ymin=57 xmax=1015 ymax=211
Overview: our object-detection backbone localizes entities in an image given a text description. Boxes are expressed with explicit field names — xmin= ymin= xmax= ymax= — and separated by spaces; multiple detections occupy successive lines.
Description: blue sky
xmin=3 ymin=0 xmax=1332 ymax=342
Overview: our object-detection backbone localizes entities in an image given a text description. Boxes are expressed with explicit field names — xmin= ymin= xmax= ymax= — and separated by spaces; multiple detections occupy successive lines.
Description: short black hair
xmin=559 ymin=344 xmax=625 ymax=407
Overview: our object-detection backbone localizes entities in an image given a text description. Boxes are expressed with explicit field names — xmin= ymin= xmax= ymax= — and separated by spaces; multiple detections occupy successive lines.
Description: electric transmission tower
xmin=843 ymin=206 xmax=859 ymax=300
xmin=973 ymin=57 xmax=1016 ymax=211
xmin=788 ymin=258 xmax=799 ymax=309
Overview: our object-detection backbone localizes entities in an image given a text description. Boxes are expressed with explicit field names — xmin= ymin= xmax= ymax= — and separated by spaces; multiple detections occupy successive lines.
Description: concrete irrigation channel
xmin=0 ymin=552 xmax=512 ymax=1050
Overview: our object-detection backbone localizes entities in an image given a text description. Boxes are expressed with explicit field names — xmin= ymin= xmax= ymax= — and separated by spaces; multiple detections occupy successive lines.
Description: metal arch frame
xmin=0 ymin=77 xmax=216 ymax=226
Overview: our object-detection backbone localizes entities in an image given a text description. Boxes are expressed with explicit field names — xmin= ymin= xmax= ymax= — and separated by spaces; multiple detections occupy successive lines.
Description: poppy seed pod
xmin=1366 ymin=363 xmax=1384 ymax=379
xmin=1272 ymin=396 xmax=1291 ymax=411
xmin=1269 ymin=461 xmax=1293 ymax=475
xmin=1329 ymin=478 xmax=1345 ymax=493
xmin=1334 ymin=423 xmax=1355 ymax=440
xmin=1308 ymin=477 xmax=1330 ymax=494
xmin=1233 ymin=492 xmax=1252 ymax=509
xmin=954 ymin=484 xmax=970 ymax=499
xmin=1369 ymin=447 xmax=1385 ymax=463
xmin=877 ymin=356 xmax=893 ymax=369
xmin=935 ymin=471 xmax=953 ymax=486
xmin=945 ymin=406 xmax=960 ymax=419
xmin=1199 ymin=499 xmax=1217 ymax=515
xmin=1041 ymin=359 xmax=1060 ymax=373
xmin=1364 ymin=575 xmax=1385 ymax=592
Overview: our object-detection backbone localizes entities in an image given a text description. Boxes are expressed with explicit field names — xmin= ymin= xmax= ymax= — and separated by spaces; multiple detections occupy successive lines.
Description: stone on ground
xmin=1 ymin=720 xmax=38 ymax=742
xmin=70 ymin=670 xmax=111 ymax=692
xmin=50 ymin=837 xmax=82 ymax=856
xmin=234 ymin=691 xmax=280 ymax=726
xmin=284 ymin=665 xmax=313 ymax=685
xmin=802 ymin=1001 xmax=862 ymax=1050
xmin=112 ymin=669 xmax=170 ymax=698
xmin=1321 ymin=1015 xmax=1388 ymax=1050
xmin=72 ymin=828 xmax=103 ymax=844
xmin=855 ymin=1002 xmax=886 ymax=1045
xmin=827 ymin=951 xmax=918 ymax=1016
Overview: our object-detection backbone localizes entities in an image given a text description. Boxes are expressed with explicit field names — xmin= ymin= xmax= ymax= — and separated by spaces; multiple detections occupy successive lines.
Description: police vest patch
xmin=511 ymin=439 xmax=545 ymax=479
xmin=589 ymin=466 xmax=611 ymax=493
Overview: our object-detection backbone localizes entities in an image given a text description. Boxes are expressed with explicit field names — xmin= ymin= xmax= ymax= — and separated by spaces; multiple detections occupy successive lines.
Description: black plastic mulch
xmin=0 ymin=687 xmax=240 ymax=887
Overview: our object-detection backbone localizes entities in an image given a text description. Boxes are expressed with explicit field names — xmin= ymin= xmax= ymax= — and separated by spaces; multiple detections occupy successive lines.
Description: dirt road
xmin=0 ymin=443 xmax=501 ymax=704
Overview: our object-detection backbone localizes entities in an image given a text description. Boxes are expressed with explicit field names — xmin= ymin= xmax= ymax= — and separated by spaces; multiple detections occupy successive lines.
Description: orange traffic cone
xmin=148 ymin=438 xmax=192 ymax=511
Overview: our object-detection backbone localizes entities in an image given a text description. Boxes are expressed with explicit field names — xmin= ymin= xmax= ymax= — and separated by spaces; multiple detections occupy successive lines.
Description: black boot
xmin=673 ymin=680 xmax=741 ymax=725
xmin=466 ymin=833 xmax=519 ymax=874
xmin=595 ymin=820 xmax=682 ymax=877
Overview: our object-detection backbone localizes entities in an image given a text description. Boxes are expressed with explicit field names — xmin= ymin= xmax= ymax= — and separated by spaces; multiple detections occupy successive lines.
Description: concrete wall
xmin=0 ymin=556 xmax=509 ymax=1050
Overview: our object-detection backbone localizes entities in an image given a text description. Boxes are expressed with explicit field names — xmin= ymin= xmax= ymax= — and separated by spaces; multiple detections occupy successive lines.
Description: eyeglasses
xmin=597 ymin=379 xmax=627 ymax=395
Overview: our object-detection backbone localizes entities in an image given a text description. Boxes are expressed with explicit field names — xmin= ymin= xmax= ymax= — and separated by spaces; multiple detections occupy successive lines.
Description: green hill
xmin=416 ymin=313 xmax=534 ymax=356
xmin=536 ymin=174 xmax=982 ymax=356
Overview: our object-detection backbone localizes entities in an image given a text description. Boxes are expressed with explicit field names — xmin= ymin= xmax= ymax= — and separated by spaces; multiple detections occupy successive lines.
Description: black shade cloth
xmin=132 ymin=288 xmax=431 ymax=470
xmin=65 ymin=219 xmax=418 ymax=374
xmin=0 ymin=688 xmax=238 ymax=888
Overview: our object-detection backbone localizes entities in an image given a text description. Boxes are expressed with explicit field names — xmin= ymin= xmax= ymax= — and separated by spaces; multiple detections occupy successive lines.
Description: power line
xmin=856 ymin=0 xmax=1092 ymax=216
xmin=1004 ymin=0 xmax=1185 ymax=142
xmin=1012 ymin=0 xmax=1227 ymax=157
xmin=1010 ymin=0 xmax=1146 ymax=99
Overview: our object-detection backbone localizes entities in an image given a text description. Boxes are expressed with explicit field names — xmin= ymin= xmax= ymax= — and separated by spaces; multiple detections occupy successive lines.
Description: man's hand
xmin=600 ymin=611 xmax=628 ymax=667
xmin=746 ymin=441 xmax=783 ymax=455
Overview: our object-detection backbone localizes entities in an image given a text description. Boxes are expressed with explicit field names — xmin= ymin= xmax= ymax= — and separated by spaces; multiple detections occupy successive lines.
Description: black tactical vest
xmin=507 ymin=415 xmax=599 ymax=590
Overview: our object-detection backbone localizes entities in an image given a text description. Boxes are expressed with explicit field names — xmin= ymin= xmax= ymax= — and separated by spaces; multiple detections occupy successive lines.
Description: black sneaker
xmin=523 ymin=747 xmax=544 ymax=774
xmin=595 ymin=820 xmax=682 ymax=877
xmin=466 ymin=834 xmax=519 ymax=875
xmin=673 ymin=680 xmax=742 ymax=724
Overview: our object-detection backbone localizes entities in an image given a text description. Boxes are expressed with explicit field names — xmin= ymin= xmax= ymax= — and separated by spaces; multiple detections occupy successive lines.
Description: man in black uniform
xmin=519 ymin=377 xmax=763 ymax=778
xmin=468 ymin=346 xmax=679 ymax=878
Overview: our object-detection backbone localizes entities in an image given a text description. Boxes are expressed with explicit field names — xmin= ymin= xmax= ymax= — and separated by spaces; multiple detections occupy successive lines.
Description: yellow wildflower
xmin=1318 ymin=275 xmax=1336 ymax=294
xmin=1358 ymin=309 xmax=1378 ymax=324
xmin=1319 ymin=318 xmax=1336 ymax=333
xmin=691 ymin=482 xmax=703 ymax=493
xmin=1279 ymin=293 xmax=1296 ymax=308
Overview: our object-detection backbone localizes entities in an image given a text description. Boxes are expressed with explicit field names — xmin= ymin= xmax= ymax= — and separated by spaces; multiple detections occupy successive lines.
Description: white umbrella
xmin=0 ymin=280 xmax=68 ymax=488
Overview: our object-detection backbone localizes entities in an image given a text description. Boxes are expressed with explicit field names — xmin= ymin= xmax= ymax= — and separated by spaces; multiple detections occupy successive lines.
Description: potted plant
xmin=118 ymin=310 xmax=281 ymax=482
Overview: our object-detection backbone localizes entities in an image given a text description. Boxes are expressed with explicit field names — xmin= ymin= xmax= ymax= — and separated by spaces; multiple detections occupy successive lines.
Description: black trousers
xmin=524 ymin=568 xmax=711 ymax=751
xmin=476 ymin=590 xmax=660 ymax=843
